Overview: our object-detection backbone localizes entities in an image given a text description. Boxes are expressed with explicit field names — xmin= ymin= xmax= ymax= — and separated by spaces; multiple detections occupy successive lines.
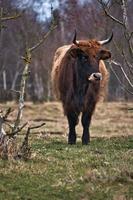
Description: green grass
xmin=0 ymin=136 xmax=133 ymax=200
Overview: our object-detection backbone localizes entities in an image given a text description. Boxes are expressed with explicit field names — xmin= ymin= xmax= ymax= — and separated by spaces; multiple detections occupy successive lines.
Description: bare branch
xmin=0 ymin=4 xmax=56 ymax=160
xmin=0 ymin=8 xmax=21 ymax=33
xmin=29 ymin=25 xmax=57 ymax=52
xmin=121 ymin=0 xmax=133 ymax=56
xmin=0 ymin=115 xmax=6 ymax=138
xmin=3 ymin=108 xmax=12 ymax=121
xmin=12 ymin=49 xmax=31 ymax=134
xmin=12 ymin=26 xmax=52 ymax=133
xmin=16 ymin=122 xmax=45 ymax=160
xmin=12 ymin=4 xmax=57 ymax=134
xmin=1 ymin=13 xmax=21 ymax=22
xmin=113 ymin=40 xmax=133 ymax=75
xmin=97 ymin=0 xmax=124 ymax=26
xmin=28 ymin=122 xmax=46 ymax=130
xmin=0 ymin=108 xmax=13 ymax=138
xmin=121 ymin=50 xmax=133 ymax=75
xmin=10 ymin=89 xmax=20 ymax=94
xmin=121 ymin=0 xmax=129 ymax=30
xmin=29 ymin=4 xmax=57 ymax=52
xmin=129 ymin=32 xmax=133 ymax=40
xmin=108 ymin=60 xmax=133 ymax=95
xmin=9 ymin=122 xmax=28 ymax=137
xmin=109 ymin=60 xmax=133 ymax=88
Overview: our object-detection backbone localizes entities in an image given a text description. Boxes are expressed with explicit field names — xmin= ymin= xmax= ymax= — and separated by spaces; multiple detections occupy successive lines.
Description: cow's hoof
xmin=68 ymin=142 xmax=76 ymax=145
xmin=68 ymin=135 xmax=76 ymax=145
xmin=82 ymin=135 xmax=90 ymax=145
xmin=68 ymin=140 xmax=76 ymax=145
xmin=82 ymin=139 xmax=90 ymax=145
xmin=82 ymin=141 xmax=89 ymax=145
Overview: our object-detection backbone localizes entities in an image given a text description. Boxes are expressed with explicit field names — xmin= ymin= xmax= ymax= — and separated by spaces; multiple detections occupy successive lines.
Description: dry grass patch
xmin=0 ymin=101 xmax=133 ymax=139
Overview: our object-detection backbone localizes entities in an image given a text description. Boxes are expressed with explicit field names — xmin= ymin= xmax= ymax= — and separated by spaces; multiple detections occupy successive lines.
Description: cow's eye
xmin=82 ymin=55 xmax=88 ymax=62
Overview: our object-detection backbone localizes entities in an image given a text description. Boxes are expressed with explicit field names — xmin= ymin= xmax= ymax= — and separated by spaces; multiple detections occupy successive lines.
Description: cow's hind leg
xmin=81 ymin=112 xmax=92 ymax=145
xmin=67 ymin=112 xmax=79 ymax=144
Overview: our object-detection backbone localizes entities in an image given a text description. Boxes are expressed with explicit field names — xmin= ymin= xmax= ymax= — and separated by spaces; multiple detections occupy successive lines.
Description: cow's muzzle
xmin=88 ymin=73 xmax=102 ymax=82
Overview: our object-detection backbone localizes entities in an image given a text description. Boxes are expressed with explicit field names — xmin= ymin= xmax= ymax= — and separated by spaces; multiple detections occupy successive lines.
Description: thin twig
xmin=113 ymin=40 xmax=133 ymax=74
xmin=10 ymin=89 xmax=21 ymax=94
xmin=109 ymin=60 xmax=133 ymax=88
xmin=30 ymin=3 xmax=57 ymax=52
xmin=108 ymin=60 xmax=133 ymax=95
xmin=9 ymin=122 xmax=28 ymax=137
xmin=28 ymin=122 xmax=46 ymax=130
xmin=121 ymin=0 xmax=133 ymax=57
xmin=0 ymin=108 xmax=13 ymax=138
xmin=29 ymin=25 xmax=57 ymax=52
xmin=17 ymin=122 xmax=45 ymax=159
xmin=22 ymin=123 xmax=45 ymax=144
xmin=1 ymin=13 xmax=21 ymax=22
xmin=25 ymin=122 xmax=45 ymax=142
xmin=3 ymin=108 xmax=12 ymax=121
xmin=97 ymin=0 xmax=124 ymax=26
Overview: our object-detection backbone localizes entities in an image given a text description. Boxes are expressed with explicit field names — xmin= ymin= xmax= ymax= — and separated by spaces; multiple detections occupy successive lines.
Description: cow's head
xmin=71 ymin=31 xmax=112 ymax=83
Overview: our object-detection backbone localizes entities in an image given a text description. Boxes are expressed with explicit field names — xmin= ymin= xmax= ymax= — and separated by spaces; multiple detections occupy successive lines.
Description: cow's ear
xmin=98 ymin=49 xmax=111 ymax=60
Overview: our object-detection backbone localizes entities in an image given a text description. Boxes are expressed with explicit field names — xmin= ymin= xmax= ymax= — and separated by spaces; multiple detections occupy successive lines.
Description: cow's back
xmin=51 ymin=45 xmax=72 ymax=99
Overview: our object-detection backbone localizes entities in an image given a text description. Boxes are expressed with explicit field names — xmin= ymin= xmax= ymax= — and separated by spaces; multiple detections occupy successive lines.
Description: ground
xmin=3 ymin=101 xmax=133 ymax=138
xmin=0 ymin=101 xmax=133 ymax=200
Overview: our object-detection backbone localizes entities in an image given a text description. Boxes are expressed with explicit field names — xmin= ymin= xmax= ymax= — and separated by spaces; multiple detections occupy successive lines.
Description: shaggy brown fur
xmin=51 ymin=45 xmax=71 ymax=99
xmin=51 ymin=43 xmax=109 ymax=103
xmin=51 ymin=37 xmax=111 ymax=145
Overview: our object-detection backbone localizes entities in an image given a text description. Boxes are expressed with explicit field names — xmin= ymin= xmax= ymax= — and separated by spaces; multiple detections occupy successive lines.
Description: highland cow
xmin=51 ymin=31 xmax=113 ymax=144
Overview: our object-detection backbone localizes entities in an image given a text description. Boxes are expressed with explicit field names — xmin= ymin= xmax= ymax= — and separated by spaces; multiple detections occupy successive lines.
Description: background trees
xmin=98 ymin=0 xmax=133 ymax=100
xmin=0 ymin=0 xmax=132 ymax=102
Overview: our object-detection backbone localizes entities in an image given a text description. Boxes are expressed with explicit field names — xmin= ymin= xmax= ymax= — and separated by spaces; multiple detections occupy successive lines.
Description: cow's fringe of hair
xmin=74 ymin=39 xmax=100 ymax=48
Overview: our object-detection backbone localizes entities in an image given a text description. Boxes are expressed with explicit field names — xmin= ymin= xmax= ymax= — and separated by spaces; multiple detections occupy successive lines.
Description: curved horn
xmin=99 ymin=32 xmax=113 ymax=45
xmin=72 ymin=30 xmax=79 ymax=45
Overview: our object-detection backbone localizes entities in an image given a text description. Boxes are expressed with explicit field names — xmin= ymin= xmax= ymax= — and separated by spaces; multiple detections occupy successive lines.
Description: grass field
xmin=0 ymin=101 xmax=133 ymax=200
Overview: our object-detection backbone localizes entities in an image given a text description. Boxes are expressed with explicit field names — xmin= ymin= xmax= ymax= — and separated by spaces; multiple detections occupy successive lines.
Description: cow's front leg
xmin=67 ymin=112 xmax=79 ymax=144
xmin=81 ymin=112 xmax=92 ymax=145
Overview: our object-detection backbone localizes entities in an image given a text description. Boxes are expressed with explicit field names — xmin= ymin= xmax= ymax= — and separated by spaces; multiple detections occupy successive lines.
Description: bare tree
xmin=97 ymin=0 xmax=133 ymax=99
xmin=0 ymin=6 xmax=57 ymax=160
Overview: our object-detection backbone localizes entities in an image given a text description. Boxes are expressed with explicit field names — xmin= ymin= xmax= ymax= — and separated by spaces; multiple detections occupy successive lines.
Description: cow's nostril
xmin=93 ymin=73 xmax=102 ymax=81
xmin=88 ymin=73 xmax=102 ymax=82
